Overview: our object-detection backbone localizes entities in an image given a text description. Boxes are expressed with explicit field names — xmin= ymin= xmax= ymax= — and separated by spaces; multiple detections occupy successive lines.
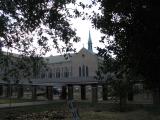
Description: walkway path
xmin=0 ymin=100 xmax=63 ymax=109
xmin=0 ymin=99 xmax=152 ymax=109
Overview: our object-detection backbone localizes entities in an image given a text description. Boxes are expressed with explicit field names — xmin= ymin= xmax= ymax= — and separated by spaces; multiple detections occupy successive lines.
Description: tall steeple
xmin=88 ymin=30 xmax=93 ymax=52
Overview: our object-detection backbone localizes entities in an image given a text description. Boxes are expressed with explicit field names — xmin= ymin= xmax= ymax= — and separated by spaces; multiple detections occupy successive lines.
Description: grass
xmin=0 ymin=101 xmax=160 ymax=120
xmin=79 ymin=110 xmax=159 ymax=120
xmin=76 ymin=102 xmax=160 ymax=120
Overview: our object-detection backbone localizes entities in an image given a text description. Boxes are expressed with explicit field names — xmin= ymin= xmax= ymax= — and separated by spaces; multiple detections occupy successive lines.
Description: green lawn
xmin=75 ymin=102 xmax=160 ymax=120
xmin=0 ymin=101 xmax=160 ymax=120
xmin=79 ymin=110 xmax=160 ymax=120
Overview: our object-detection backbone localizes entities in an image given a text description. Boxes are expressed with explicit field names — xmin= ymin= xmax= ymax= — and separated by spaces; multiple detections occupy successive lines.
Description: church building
xmin=0 ymin=31 xmax=105 ymax=102
xmin=36 ymin=31 xmax=102 ymax=86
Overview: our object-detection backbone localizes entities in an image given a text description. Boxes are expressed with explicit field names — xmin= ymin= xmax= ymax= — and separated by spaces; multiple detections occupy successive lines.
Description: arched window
xmin=70 ymin=66 xmax=72 ymax=77
xmin=82 ymin=65 xmax=85 ymax=77
xmin=64 ymin=67 xmax=69 ymax=78
xmin=79 ymin=66 xmax=81 ymax=77
xmin=66 ymin=67 xmax=69 ymax=77
xmin=41 ymin=73 xmax=45 ymax=79
xmin=45 ymin=68 xmax=49 ymax=78
xmin=61 ymin=67 xmax=64 ymax=78
xmin=56 ymin=68 xmax=60 ymax=78
xmin=86 ymin=66 xmax=89 ymax=77
xmin=52 ymin=68 xmax=55 ymax=78
xmin=49 ymin=70 xmax=52 ymax=78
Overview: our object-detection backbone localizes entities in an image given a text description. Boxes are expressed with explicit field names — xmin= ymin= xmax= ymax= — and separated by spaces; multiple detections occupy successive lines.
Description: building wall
xmin=0 ymin=48 xmax=101 ymax=85
xmin=71 ymin=48 xmax=98 ymax=78
xmin=39 ymin=48 xmax=99 ymax=80
xmin=39 ymin=61 xmax=72 ymax=79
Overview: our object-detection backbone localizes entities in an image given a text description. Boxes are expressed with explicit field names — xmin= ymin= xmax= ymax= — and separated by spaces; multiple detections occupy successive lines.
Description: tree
xmin=97 ymin=52 xmax=130 ymax=111
xmin=0 ymin=0 xmax=82 ymax=56
xmin=93 ymin=0 xmax=160 ymax=104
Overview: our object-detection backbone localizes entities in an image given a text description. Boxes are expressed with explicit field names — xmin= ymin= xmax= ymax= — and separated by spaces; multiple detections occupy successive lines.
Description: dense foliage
xmin=0 ymin=0 xmax=82 ymax=55
xmin=93 ymin=0 xmax=160 ymax=104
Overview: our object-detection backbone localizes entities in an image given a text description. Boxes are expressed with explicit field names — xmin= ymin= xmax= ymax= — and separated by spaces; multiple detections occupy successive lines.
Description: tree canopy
xmin=93 ymin=0 xmax=160 ymax=90
xmin=0 ymin=0 xmax=82 ymax=56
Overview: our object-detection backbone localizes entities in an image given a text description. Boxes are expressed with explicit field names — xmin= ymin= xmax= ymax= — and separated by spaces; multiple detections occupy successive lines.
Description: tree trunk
xmin=120 ymin=96 xmax=127 ymax=112
xmin=102 ymin=83 xmax=108 ymax=100
xmin=128 ymin=84 xmax=134 ymax=101
xmin=60 ymin=86 xmax=67 ymax=100
xmin=152 ymin=87 xmax=160 ymax=105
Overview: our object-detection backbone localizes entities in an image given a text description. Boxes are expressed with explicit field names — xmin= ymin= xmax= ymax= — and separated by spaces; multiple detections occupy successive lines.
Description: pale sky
xmin=44 ymin=18 xmax=105 ymax=56
xmin=45 ymin=0 xmax=105 ymax=56
xmin=70 ymin=18 xmax=104 ymax=53
xmin=68 ymin=0 xmax=104 ymax=53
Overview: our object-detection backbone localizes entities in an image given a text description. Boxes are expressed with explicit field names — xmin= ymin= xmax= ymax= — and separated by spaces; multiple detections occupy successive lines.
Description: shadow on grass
xmin=75 ymin=101 xmax=160 ymax=113
xmin=142 ymin=105 xmax=160 ymax=115
xmin=0 ymin=98 xmax=44 ymax=104
xmin=0 ymin=101 xmax=160 ymax=120
xmin=0 ymin=101 xmax=67 ymax=120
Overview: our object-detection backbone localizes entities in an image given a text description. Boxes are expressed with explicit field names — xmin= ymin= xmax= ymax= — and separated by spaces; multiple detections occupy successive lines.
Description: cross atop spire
xmin=88 ymin=30 xmax=93 ymax=52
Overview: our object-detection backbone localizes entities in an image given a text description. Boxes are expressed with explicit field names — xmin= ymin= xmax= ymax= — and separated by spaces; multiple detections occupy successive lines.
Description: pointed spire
xmin=88 ymin=30 xmax=91 ymax=42
xmin=88 ymin=30 xmax=93 ymax=52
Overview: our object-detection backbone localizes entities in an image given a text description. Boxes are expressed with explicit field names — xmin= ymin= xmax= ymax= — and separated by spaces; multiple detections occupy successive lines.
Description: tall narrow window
xmin=79 ymin=67 xmax=81 ymax=77
xmin=70 ymin=66 xmax=72 ymax=77
xmin=49 ymin=70 xmax=52 ymax=78
xmin=56 ymin=68 xmax=60 ymax=78
xmin=41 ymin=73 xmax=45 ymax=79
xmin=52 ymin=69 xmax=55 ymax=78
xmin=64 ymin=67 xmax=69 ymax=78
xmin=86 ymin=66 xmax=89 ymax=77
xmin=66 ymin=67 xmax=69 ymax=77
xmin=61 ymin=67 xmax=64 ymax=78
xmin=82 ymin=65 xmax=85 ymax=77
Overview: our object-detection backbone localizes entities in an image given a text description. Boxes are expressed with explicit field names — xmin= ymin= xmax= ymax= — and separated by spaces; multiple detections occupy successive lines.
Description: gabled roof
xmin=44 ymin=48 xmax=94 ymax=64
xmin=43 ymin=47 xmax=103 ymax=64
xmin=79 ymin=47 xmax=104 ymax=61
xmin=44 ymin=54 xmax=71 ymax=64
xmin=78 ymin=47 xmax=95 ymax=55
